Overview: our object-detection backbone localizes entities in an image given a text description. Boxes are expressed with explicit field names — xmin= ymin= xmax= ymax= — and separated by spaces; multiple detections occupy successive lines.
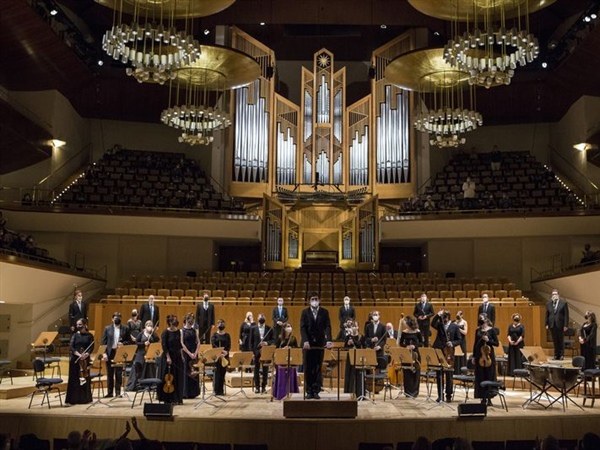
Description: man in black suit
xmin=477 ymin=294 xmax=496 ymax=326
xmin=271 ymin=297 xmax=289 ymax=339
xmin=431 ymin=310 xmax=462 ymax=403
xmin=69 ymin=290 xmax=87 ymax=331
xmin=101 ymin=312 xmax=131 ymax=397
xmin=337 ymin=296 xmax=356 ymax=339
xmin=413 ymin=293 xmax=435 ymax=347
xmin=545 ymin=289 xmax=570 ymax=360
xmin=195 ymin=294 xmax=216 ymax=344
xmin=364 ymin=310 xmax=388 ymax=358
xmin=300 ymin=292 xmax=332 ymax=399
xmin=139 ymin=295 xmax=160 ymax=327
xmin=251 ymin=313 xmax=275 ymax=394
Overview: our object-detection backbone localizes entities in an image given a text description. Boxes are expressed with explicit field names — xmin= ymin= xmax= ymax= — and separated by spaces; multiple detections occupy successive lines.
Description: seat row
xmin=115 ymin=287 xmax=523 ymax=301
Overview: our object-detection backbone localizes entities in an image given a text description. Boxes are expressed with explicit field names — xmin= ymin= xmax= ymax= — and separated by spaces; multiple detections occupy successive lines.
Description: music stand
xmin=87 ymin=345 xmax=111 ymax=409
xmin=259 ymin=345 xmax=275 ymax=396
xmin=228 ymin=351 xmax=254 ymax=398
xmin=110 ymin=345 xmax=136 ymax=402
xmin=391 ymin=347 xmax=416 ymax=399
xmin=321 ymin=347 xmax=339 ymax=392
xmin=273 ymin=348 xmax=302 ymax=401
xmin=349 ymin=348 xmax=377 ymax=403
xmin=194 ymin=347 xmax=226 ymax=408
xmin=432 ymin=348 xmax=456 ymax=410
xmin=32 ymin=331 xmax=60 ymax=377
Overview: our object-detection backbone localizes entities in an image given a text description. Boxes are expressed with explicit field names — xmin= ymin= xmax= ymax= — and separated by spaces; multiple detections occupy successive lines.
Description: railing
xmin=530 ymin=254 xmax=563 ymax=281
xmin=549 ymin=145 xmax=599 ymax=207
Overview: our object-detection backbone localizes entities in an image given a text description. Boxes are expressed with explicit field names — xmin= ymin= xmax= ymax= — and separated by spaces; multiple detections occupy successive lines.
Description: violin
xmin=479 ymin=333 xmax=493 ymax=368
xmin=163 ymin=364 xmax=175 ymax=393
xmin=75 ymin=341 xmax=94 ymax=385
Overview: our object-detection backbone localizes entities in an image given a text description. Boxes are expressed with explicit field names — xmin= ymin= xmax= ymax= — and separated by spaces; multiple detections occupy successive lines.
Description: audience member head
xmin=539 ymin=435 xmax=560 ymax=450
xmin=66 ymin=430 xmax=82 ymax=449
xmin=412 ymin=436 xmax=432 ymax=450
xmin=452 ymin=438 xmax=472 ymax=450
xmin=581 ymin=432 xmax=600 ymax=449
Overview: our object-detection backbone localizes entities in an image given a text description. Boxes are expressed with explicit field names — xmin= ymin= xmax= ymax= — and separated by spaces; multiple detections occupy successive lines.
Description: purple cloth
xmin=272 ymin=366 xmax=299 ymax=400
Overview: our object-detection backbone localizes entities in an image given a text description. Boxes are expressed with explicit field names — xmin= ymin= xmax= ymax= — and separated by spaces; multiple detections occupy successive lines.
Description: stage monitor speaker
xmin=457 ymin=403 xmax=486 ymax=418
xmin=143 ymin=403 xmax=173 ymax=420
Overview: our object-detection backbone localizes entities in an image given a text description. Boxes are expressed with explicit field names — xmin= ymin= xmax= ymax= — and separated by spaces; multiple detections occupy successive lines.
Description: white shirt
xmin=113 ymin=325 xmax=121 ymax=349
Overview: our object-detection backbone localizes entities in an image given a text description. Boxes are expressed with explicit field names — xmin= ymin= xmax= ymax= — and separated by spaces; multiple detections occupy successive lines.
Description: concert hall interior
xmin=1 ymin=0 xmax=600 ymax=449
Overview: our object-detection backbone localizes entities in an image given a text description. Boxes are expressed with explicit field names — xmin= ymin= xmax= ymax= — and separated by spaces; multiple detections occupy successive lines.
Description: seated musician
xmin=272 ymin=323 xmax=300 ymax=400
xmin=398 ymin=315 xmax=423 ymax=398
xmin=431 ymin=310 xmax=461 ymax=403
xmin=126 ymin=320 xmax=159 ymax=391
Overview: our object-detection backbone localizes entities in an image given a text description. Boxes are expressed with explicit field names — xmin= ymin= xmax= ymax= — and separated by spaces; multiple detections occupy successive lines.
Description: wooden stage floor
xmin=1 ymin=376 xmax=599 ymax=450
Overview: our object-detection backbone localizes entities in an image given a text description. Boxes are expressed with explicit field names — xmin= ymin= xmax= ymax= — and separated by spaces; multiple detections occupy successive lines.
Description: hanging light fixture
xmin=409 ymin=0 xmax=553 ymax=89
xmin=97 ymin=0 xmax=236 ymax=84
xmin=386 ymin=48 xmax=483 ymax=148
xmin=160 ymin=45 xmax=261 ymax=145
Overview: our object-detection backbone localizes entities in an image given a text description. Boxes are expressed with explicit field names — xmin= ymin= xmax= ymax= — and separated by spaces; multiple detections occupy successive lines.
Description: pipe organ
xmin=229 ymin=28 xmax=417 ymax=270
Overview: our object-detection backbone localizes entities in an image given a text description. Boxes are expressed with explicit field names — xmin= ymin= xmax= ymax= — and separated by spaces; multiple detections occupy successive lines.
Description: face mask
xmin=204 ymin=297 xmax=209 ymax=302
xmin=77 ymin=325 xmax=84 ymax=330
xmin=584 ymin=314 xmax=590 ymax=320
xmin=258 ymin=318 xmax=266 ymax=324
xmin=344 ymin=300 xmax=350 ymax=306
xmin=372 ymin=315 xmax=380 ymax=322
xmin=310 ymin=300 xmax=319 ymax=308
xmin=278 ymin=301 xmax=283 ymax=306
xmin=114 ymin=318 xmax=121 ymax=325
xmin=172 ymin=320 xmax=179 ymax=327
xmin=218 ymin=324 xmax=225 ymax=331
xmin=146 ymin=326 xmax=153 ymax=332
xmin=514 ymin=317 xmax=520 ymax=323
xmin=477 ymin=319 xmax=485 ymax=326
xmin=285 ymin=327 xmax=292 ymax=333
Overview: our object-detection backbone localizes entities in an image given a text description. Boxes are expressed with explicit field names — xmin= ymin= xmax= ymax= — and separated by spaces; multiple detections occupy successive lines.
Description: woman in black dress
xmin=454 ymin=311 xmax=468 ymax=374
xmin=126 ymin=320 xmax=159 ymax=391
xmin=472 ymin=314 xmax=499 ymax=404
xmin=398 ymin=315 xmax=423 ymax=398
xmin=127 ymin=309 xmax=142 ymax=341
xmin=180 ymin=313 xmax=200 ymax=398
xmin=507 ymin=313 xmax=525 ymax=375
xmin=211 ymin=319 xmax=231 ymax=396
xmin=343 ymin=321 xmax=366 ymax=397
xmin=65 ymin=318 xmax=94 ymax=405
xmin=579 ymin=311 xmax=597 ymax=370
xmin=157 ymin=315 xmax=184 ymax=404
xmin=238 ymin=312 xmax=254 ymax=351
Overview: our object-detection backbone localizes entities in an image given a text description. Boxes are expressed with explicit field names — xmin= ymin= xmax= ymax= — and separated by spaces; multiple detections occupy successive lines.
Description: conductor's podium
xmin=283 ymin=393 xmax=357 ymax=418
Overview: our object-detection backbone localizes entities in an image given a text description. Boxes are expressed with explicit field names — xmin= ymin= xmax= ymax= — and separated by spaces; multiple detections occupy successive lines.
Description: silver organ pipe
xmin=333 ymin=153 xmax=342 ymax=185
xmin=304 ymin=154 xmax=312 ymax=184
xmin=333 ymin=90 xmax=343 ymax=143
xmin=276 ymin=123 xmax=296 ymax=185
xmin=317 ymin=75 xmax=330 ymax=124
xmin=304 ymin=89 xmax=313 ymax=140
xmin=376 ymin=85 xmax=409 ymax=184
xmin=350 ymin=127 xmax=369 ymax=186
xmin=316 ymin=150 xmax=329 ymax=185
xmin=234 ymin=80 xmax=269 ymax=183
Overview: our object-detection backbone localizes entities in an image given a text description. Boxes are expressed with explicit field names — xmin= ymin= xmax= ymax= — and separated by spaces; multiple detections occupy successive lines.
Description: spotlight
xmin=541 ymin=62 xmax=547 ymax=68
xmin=50 ymin=9 xmax=58 ymax=16
xmin=433 ymin=31 xmax=440 ymax=36
xmin=584 ymin=16 xmax=591 ymax=22
xmin=203 ymin=29 xmax=210 ymax=35
xmin=97 ymin=60 xmax=104 ymax=66
xmin=260 ymin=22 xmax=266 ymax=26
xmin=380 ymin=24 xmax=387 ymax=29
xmin=591 ymin=13 xmax=597 ymax=20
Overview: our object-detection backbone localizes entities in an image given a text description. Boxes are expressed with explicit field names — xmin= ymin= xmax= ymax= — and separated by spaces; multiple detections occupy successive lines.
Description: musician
xmin=472 ymin=314 xmax=499 ymax=404
xmin=273 ymin=322 xmax=299 ymax=400
xmin=68 ymin=290 xmax=87 ymax=332
xmin=126 ymin=320 xmax=159 ymax=392
xmin=337 ymin=296 xmax=356 ymax=339
xmin=251 ymin=313 xmax=274 ymax=394
xmin=180 ymin=313 xmax=200 ymax=399
xmin=239 ymin=311 xmax=254 ymax=351
xmin=579 ymin=311 xmax=597 ymax=370
xmin=272 ymin=297 xmax=289 ymax=339
xmin=431 ymin=310 xmax=461 ymax=403
xmin=385 ymin=322 xmax=397 ymax=340
xmin=65 ymin=318 xmax=94 ymax=405
xmin=454 ymin=311 xmax=468 ymax=374
xmin=101 ymin=312 xmax=132 ymax=398
xmin=477 ymin=294 xmax=496 ymax=326
xmin=211 ymin=319 xmax=231 ymax=396
xmin=300 ymin=292 xmax=332 ymax=400
xmin=364 ymin=311 xmax=388 ymax=358
xmin=343 ymin=321 xmax=366 ymax=397
xmin=196 ymin=294 xmax=216 ymax=344
xmin=139 ymin=295 xmax=159 ymax=329
xmin=413 ymin=293 xmax=435 ymax=347
xmin=398 ymin=315 xmax=423 ymax=398
xmin=127 ymin=309 xmax=142 ymax=340
xmin=157 ymin=315 xmax=184 ymax=404
xmin=507 ymin=313 xmax=525 ymax=376
xmin=545 ymin=289 xmax=570 ymax=360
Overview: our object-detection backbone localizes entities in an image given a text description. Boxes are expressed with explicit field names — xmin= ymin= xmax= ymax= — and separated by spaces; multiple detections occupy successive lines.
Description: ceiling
xmin=1 ymin=0 xmax=599 ymax=131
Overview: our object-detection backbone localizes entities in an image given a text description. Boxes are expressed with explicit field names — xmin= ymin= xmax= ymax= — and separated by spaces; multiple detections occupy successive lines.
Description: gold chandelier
xmin=161 ymin=45 xmax=261 ymax=145
xmin=97 ymin=0 xmax=236 ymax=84
xmin=386 ymin=48 xmax=483 ymax=148
xmin=409 ymin=0 xmax=553 ymax=88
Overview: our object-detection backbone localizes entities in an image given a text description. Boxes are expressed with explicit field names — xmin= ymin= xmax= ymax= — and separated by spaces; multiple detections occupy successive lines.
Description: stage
xmin=1 ymin=375 xmax=599 ymax=450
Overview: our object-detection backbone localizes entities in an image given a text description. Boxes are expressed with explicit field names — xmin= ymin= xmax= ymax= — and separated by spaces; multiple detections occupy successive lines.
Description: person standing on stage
xmin=414 ymin=293 xmax=435 ymax=347
xmin=364 ymin=310 xmax=387 ymax=358
xmin=398 ymin=316 xmax=423 ymax=398
xmin=579 ymin=311 xmax=597 ymax=370
xmin=101 ymin=312 xmax=131 ymax=398
xmin=343 ymin=321 xmax=366 ymax=398
xmin=196 ymin=294 xmax=216 ymax=344
xmin=300 ymin=292 xmax=332 ymax=399
xmin=139 ymin=295 xmax=159 ymax=329
xmin=239 ymin=311 xmax=254 ymax=351
xmin=477 ymin=294 xmax=496 ymax=326
xmin=272 ymin=297 xmax=289 ymax=339
xmin=545 ymin=289 xmax=570 ymax=360
xmin=251 ymin=313 xmax=274 ymax=394
xmin=211 ymin=319 xmax=231 ymax=396
xmin=157 ymin=315 xmax=184 ymax=404
xmin=126 ymin=320 xmax=159 ymax=392
xmin=337 ymin=296 xmax=356 ymax=339
xmin=472 ymin=314 xmax=499 ymax=404
xmin=127 ymin=309 xmax=142 ymax=341
xmin=454 ymin=311 xmax=468 ymax=374
xmin=507 ymin=313 xmax=525 ymax=376
xmin=65 ymin=318 xmax=94 ymax=405
xmin=180 ymin=313 xmax=200 ymax=399
xmin=431 ymin=310 xmax=461 ymax=403
xmin=272 ymin=323 xmax=299 ymax=400
xmin=69 ymin=290 xmax=87 ymax=332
